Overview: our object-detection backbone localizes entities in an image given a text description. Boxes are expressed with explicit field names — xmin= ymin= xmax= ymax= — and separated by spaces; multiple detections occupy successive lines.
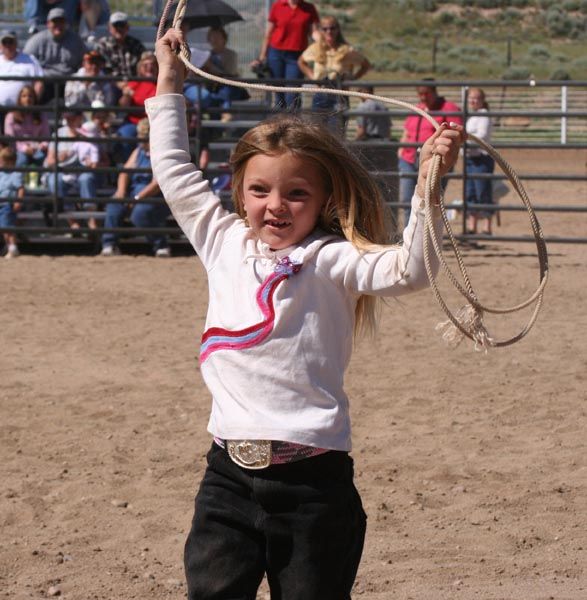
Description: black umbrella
xmin=165 ymin=0 xmax=244 ymax=29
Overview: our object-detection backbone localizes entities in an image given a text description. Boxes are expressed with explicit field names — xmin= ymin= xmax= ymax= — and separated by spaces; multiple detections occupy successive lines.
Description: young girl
xmin=148 ymin=29 xmax=463 ymax=599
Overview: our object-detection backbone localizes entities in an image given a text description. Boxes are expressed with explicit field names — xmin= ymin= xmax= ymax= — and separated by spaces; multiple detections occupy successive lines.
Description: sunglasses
xmin=321 ymin=26 xmax=338 ymax=32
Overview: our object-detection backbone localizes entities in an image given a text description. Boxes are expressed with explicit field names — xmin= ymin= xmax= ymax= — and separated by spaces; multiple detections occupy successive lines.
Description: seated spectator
xmin=298 ymin=16 xmax=370 ymax=135
xmin=65 ymin=50 xmax=115 ymax=107
xmin=95 ymin=11 xmax=145 ymax=91
xmin=0 ymin=146 xmax=25 ymax=258
xmin=184 ymin=26 xmax=249 ymax=121
xmin=89 ymin=99 xmax=115 ymax=173
xmin=79 ymin=0 xmax=111 ymax=41
xmin=4 ymin=85 xmax=50 ymax=168
xmin=45 ymin=113 xmax=99 ymax=231
xmin=354 ymin=85 xmax=392 ymax=141
xmin=116 ymin=51 xmax=157 ymax=162
xmin=0 ymin=30 xmax=44 ymax=114
xmin=24 ymin=7 xmax=87 ymax=104
xmin=101 ymin=118 xmax=170 ymax=257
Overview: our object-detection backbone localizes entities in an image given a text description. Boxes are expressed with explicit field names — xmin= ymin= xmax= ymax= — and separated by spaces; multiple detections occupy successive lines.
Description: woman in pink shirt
xmin=4 ymin=85 xmax=50 ymax=167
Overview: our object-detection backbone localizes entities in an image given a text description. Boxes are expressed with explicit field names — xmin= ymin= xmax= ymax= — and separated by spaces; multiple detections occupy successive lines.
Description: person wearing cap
xmin=24 ymin=7 xmax=87 ymax=104
xmin=0 ymin=30 xmax=44 ymax=109
xmin=65 ymin=50 xmax=115 ymax=107
xmin=95 ymin=12 xmax=145 ymax=86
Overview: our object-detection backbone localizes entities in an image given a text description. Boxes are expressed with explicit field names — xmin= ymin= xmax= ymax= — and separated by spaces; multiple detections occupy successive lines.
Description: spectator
xmin=24 ymin=0 xmax=80 ymax=34
xmin=116 ymin=51 xmax=157 ymax=162
xmin=0 ymin=146 xmax=25 ymax=258
xmin=298 ymin=16 xmax=370 ymax=134
xmin=45 ymin=111 xmax=98 ymax=231
xmin=79 ymin=0 xmax=111 ymax=41
xmin=253 ymin=0 xmax=319 ymax=109
xmin=186 ymin=26 xmax=249 ymax=121
xmin=65 ymin=50 xmax=115 ymax=107
xmin=95 ymin=11 xmax=145 ymax=89
xmin=24 ymin=7 xmax=87 ymax=104
xmin=0 ymin=30 xmax=44 ymax=112
xmin=89 ymin=99 xmax=115 ymax=172
xmin=4 ymin=85 xmax=50 ymax=168
xmin=465 ymin=87 xmax=495 ymax=236
xmin=354 ymin=85 xmax=392 ymax=141
xmin=398 ymin=80 xmax=462 ymax=224
xmin=101 ymin=118 xmax=170 ymax=257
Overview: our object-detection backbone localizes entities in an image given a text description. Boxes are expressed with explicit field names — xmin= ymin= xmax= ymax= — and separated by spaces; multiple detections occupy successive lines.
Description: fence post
xmin=561 ymin=85 xmax=568 ymax=145
xmin=462 ymin=86 xmax=469 ymax=236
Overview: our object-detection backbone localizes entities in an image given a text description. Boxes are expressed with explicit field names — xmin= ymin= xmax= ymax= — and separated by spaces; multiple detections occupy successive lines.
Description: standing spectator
xmin=398 ymin=80 xmax=462 ymax=224
xmin=65 ymin=50 xmax=115 ymax=107
xmin=0 ymin=30 xmax=44 ymax=112
xmin=95 ymin=11 xmax=145 ymax=94
xmin=24 ymin=0 xmax=80 ymax=33
xmin=298 ymin=16 xmax=370 ymax=134
xmin=4 ymin=86 xmax=50 ymax=168
xmin=116 ymin=51 xmax=157 ymax=162
xmin=0 ymin=147 xmax=25 ymax=258
xmin=465 ymin=87 xmax=495 ymax=236
xmin=253 ymin=0 xmax=319 ymax=109
xmin=79 ymin=0 xmax=111 ymax=41
xmin=354 ymin=85 xmax=392 ymax=141
xmin=101 ymin=118 xmax=170 ymax=257
xmin=24 ymin=7 xmax=87 ymax=104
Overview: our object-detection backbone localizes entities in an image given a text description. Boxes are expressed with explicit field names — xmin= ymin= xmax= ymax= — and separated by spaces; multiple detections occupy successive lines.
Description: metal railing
xmin=0 ymin=75 xmax=586 ymax=249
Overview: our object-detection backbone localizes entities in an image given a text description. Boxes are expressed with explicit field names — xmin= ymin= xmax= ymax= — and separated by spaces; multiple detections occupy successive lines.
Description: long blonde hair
xmin=230 ymin=115 xmax=391 ymax=336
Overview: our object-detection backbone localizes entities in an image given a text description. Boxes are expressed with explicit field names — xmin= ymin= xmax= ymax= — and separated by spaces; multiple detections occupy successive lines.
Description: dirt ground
xmin=1 ymin=150 xmax=586 ymax=599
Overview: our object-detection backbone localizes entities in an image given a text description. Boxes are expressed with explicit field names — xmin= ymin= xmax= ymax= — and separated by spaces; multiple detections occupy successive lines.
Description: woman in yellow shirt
xmin=298 ymin=16 xmax=370 ymax=134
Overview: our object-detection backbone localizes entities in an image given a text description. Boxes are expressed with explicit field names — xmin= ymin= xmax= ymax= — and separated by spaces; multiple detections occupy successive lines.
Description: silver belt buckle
xmin=226 ymin=440 xmax=272 ymax=469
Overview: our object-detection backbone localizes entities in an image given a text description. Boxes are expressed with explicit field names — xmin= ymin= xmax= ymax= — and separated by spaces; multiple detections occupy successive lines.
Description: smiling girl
xmin=147 ymin=28 xmax=464 ymax=600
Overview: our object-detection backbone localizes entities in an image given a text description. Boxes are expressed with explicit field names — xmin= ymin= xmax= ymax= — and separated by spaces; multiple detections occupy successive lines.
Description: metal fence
xmin=0 ymin=76 xmax=586 ymax=251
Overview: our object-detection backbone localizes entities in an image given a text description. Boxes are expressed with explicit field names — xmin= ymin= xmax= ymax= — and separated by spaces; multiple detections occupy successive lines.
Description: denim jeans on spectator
xmin=465 ymin=155 xmax=495 ymax=218
xmin=16 ymin=150 xmax=46 ymax=168
xmin=184 ymin=442 xmax=367 ymax=600
xmin=399 ymin=156 xmax=451 ymax=225
xmin=266 ymin=47 xmax=303 ymax=110
xmin=115 ymin=122 xmax=138 ymax=164
xmin=48 ymin=172 xmax=97 ymax=211
xmin=0 ymin=202 xmax=17 ymax=227
xmin=102 ymin=197 xmax=170 ymax=252
xmin=24 ymin=0 xmax=80 ymax=27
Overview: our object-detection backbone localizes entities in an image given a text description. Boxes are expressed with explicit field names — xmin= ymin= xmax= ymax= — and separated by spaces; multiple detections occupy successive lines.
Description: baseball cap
xmin=109 ymin=11 xmax=128 ymax=25
xmin=47 ymin=7 xmax=67 ymax=21
xmin=0 ymin=30 xmax=17 ymax=42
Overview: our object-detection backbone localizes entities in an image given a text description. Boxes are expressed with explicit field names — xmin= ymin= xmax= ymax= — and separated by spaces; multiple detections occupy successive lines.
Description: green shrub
xmin=550 ymin=69 xmax=571 ymax=80
xmin=545 ymin=8 xmax=573 ymax=36
xmin=562 ymin=0 xmax=581 ymax=9
xmin=528 ymin=44 xmax=550 ymax=58
xmin=502 ymin=66 xmax=532 ymax=79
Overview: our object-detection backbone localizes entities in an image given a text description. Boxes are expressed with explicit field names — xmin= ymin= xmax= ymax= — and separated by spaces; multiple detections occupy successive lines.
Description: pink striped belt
xmin=214 ymin=437 xmax=329 ymax=470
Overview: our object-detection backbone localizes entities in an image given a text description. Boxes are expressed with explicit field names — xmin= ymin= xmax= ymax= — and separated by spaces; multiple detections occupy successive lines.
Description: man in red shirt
xmin=254 ymin=0 xmax=319 ymax=109
xmin=398 ymin=80 xmax=463 ymax=223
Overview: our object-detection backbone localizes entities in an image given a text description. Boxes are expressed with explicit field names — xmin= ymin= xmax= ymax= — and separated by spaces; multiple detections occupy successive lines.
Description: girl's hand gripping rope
xmin=416 ymin=122 xmax=464 ymax=202
xmin=155 ymin=28 xmax=188 ymax=96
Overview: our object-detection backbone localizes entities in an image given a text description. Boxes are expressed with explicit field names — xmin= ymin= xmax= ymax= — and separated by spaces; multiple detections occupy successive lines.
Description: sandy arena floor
xmin=1 ymin=150 xmax=586 ymax=599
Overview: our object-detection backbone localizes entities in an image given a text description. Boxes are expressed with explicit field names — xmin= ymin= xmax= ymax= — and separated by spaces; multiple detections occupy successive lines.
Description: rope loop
xmin=157 ymin=0 xmax=549 ymax=349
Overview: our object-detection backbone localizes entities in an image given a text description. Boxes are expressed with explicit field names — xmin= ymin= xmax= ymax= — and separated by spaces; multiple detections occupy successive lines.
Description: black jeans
xmin=184 ymin=443 xmax=367 ymax=600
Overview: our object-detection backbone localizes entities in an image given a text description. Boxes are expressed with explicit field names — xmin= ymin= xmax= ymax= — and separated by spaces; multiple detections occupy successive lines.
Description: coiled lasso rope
xmin=157 ymin=0 xmax=549 ymax=350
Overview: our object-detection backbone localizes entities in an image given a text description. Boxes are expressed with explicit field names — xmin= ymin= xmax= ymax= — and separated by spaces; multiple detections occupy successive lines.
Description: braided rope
xmin=157 ymin=0 xmax=549 ymax=349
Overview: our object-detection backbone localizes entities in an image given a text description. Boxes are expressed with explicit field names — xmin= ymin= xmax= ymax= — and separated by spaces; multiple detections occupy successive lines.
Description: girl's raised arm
xmin=155 ymin=28 xmax=187 ymax=96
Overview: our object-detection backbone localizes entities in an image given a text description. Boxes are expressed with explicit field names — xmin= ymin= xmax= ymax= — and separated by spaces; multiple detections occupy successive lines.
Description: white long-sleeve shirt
xmin=146 ymin=93 xmax=442 ymax=451
xmin=466 ymin=108 xmax=492 ymax=157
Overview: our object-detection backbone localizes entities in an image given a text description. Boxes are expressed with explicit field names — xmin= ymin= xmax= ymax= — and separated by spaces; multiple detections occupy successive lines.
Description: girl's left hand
xmin=416 ymin=122 xmax=464 ymax=199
